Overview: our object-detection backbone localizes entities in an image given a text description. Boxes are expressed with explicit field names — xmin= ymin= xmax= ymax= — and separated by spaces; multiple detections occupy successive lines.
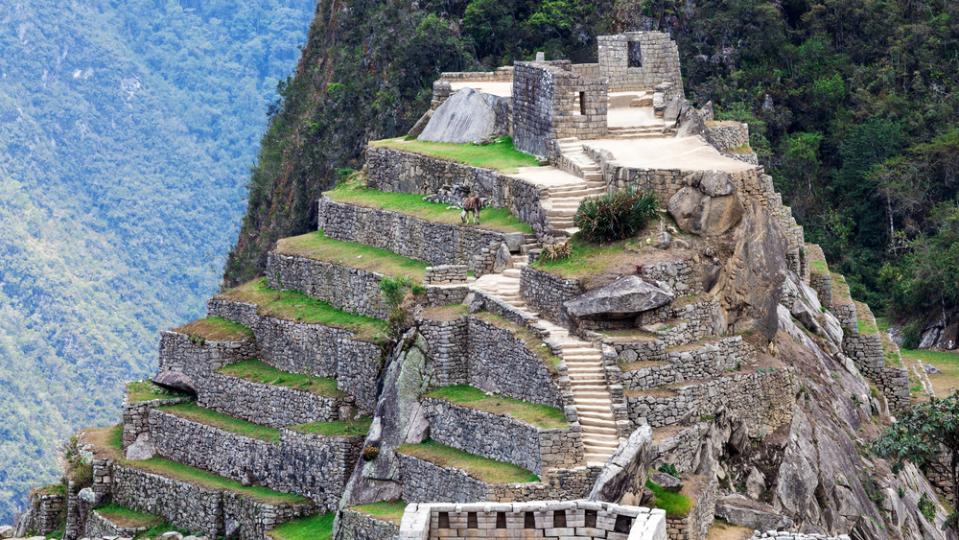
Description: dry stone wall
xmin=417 ymin=317 xmax=469 ymax=386
xmin=148 ymin=409 xmax=361 ymax=509
xmin=122 ymin=395 xmax=191 ymax=448
xmin=365 ymin=147 xmax=550 ymax=235
xmin=267 ymin=252 xmax=389 ymax=319
xmin=520 ymin=266 xmax=584 ymax=326
xmin=317 ymin=197 xmax=518 ymax=275
xmin=842 ymin=303 xmax=910 ymax=411
xmin=18 ymin=489 xmax=65 ymax=536
xmin=110 ymin=464 xmax=224 ymax=538
xmin=338 ymin=509 xmax=399 ymax=540
xmin=197 ymin=372 xmax=342 ymax=427
xmin=157 ymin=330 xmax=256 ymax=386
xmin=597 ymin=32 xmax=683 ymax=94
xmin=619 ymin=337 xmax=747 ymax=391
xmin=84 ymin=510 xmax=148 ymax=539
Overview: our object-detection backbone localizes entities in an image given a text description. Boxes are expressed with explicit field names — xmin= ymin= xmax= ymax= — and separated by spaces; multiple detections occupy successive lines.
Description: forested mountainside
xmin=225 ymin=0 xmax=959 ymax=346
xmin=0 ymin=0 xmax=315 ymax=522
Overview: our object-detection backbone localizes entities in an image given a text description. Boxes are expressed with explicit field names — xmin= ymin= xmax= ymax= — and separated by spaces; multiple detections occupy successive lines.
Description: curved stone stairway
xmin=471 ymin=255 xmax=621 ymax=466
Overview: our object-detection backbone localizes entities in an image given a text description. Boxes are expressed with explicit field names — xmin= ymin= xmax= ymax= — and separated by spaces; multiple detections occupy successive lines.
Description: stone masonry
xmin=597 ymin=32 xmax=684 ymax=95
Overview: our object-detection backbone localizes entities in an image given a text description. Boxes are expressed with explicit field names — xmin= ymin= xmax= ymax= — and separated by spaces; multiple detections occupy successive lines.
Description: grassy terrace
xmin=472 ymin=312 xmax=562 ymax=371
xmin=397 ymin=440 xmax=539 ymax=484
xmin=126 ymin=381 xmax=187 ymax=403
xmin=219 ymin=279 xmax=388 ymax=342
xmin=160 ymin=402 xmax=281 ymax=442
xmin=645 ymin=479 xmax=693 ymax=517
xmin=86 ymin=425 xmax=307 ymax=505
xmin=175 ymin=316 xmax=252 ymax=341
xmin=902 ymin=348 xmax=959 ymax=396
xmin=831 ymin=272 xmax=853 ymax=304
xmin=530 ymin=234 xmax=668 ymax=287
xmin=854 ymin=301 xmax=880 ymax=335
xmin=290 ymin=418 xmax=372 ymax=438
xmin=425 ymin=385 xmax=567 ymax=430
xmin=327 ymin=178 xmax=532 ymax=234
xmin=350 ymin=500 xmax=408 ymax=524
xmin=268 ymin=513 xmax=334 ymax=540
xmin=95 ymin=504 xmax=164 ymax=529
xmin=276 ymin=230 xmax=428 ymax=282
xmin=371 ymin=136 xmax=540 ymax=173
xmin=218 ymin=359 xmax=344 ymax=398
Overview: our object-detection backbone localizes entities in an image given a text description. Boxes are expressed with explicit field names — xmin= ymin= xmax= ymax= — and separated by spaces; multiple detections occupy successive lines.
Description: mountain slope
xmin=0 ymin=0 xmax=315 ymax=521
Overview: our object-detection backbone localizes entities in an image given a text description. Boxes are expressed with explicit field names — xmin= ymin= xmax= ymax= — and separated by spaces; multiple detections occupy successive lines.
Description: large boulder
xmin=564 ymin=276 xmax=674 ymax=318
xmin=153 ymin=370 xmax=195 ymax=395
xmin=418 ymin=88 xmax=510 ymax=144
xmin=715 ymin=494 xmax=793 ymax=531
xmin=667 ymin=186 xmax=744 ymax=236
xmin=588 ymin=425 xmax=653 ymax=502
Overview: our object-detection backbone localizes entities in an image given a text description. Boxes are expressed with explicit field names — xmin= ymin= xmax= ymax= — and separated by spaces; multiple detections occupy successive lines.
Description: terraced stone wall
xmin=842 ymin=303 xmax=910 ymax=411
xmin=110 ymin=465 xmax=224 ymax=538
xmin=148 ymin=410 xmax=361 ymax=509
xmin=122 ymin=395 xmax=191 ymax=448
xmin=196 ymin=372 xmax=342 ymax=427
xmin=635 ymin=298 xmax=724 ymax=347
xmin=639 ymin=257 xmax=702 ymax=296
xmin=157 ymin=331 xmax=256 ymax=383
xmin=619 ymin=337 xmax=747 ymax=392
xmin=317 ymin=198 xmax=517 ymax=275
xmin=417 ymin=317 xmax=469 ymax=386
xmin=267 ymin=252 xmax=389 ymax=319
xmin=338 ymin=509 xmax=399 ymax=540
xmin=207 ymin=297 xmax=384 ymax=412
xmin=519 ymin=266 xmax=584 ymax=325
xmin=597 ymin=32 xmax=683 ymax=95
xmin=84 ymin=510 xmax=145 ymax=539
xmin=423 ymin=398 xmax=582 ymax=475
xmin=365 ymin=147 xmax=550 ymax=235
xmin=626 ymin=368 xmax=798 ymax=431
xmin=466 ymin=317 xmax=566 ymax=408
xmin=19 ymin=489 xmax=65 ymax=536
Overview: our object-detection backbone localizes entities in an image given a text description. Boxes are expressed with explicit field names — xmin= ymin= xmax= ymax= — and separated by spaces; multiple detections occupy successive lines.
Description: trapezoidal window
xmin=573 ymin=91 xmax=586 ymax=115
xmin=628 ymin=40 xmax=643 ymax=68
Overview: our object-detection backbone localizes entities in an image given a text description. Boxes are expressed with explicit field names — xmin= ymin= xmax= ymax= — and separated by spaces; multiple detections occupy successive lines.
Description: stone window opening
xmin=614 ymin=514 xmax=633 ymax=533
xmin=578 ymin=91 xmax=587 ymax=115
xmin=437 ymin=512 xmax=450 ymax=528
xmin=467 ymin=512 xmax=478 ymax=528
xmin=524 ymin=512 xmax=536 ymax=529
xmin=628 ymin=40 xmax=643 ymax=68
xmin=553 ymin=510 xmax=567 ymax=528
xmin=584 ymin=510 xmax=597 ymax=528
xmin=496 ymin=512 xmax=507 ymax=529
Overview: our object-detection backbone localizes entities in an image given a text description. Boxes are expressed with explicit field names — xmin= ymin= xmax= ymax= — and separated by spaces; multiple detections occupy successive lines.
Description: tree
xmin=875 ymin=393 xmax=959 ymax=514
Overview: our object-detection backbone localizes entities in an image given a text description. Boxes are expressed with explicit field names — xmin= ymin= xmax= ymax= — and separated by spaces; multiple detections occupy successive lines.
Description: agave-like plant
xmin=574 ymin=187 xmax=658 ymax=243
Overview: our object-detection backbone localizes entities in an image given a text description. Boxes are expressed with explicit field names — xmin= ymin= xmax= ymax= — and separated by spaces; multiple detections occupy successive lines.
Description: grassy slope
xmin=94 ymin=504 xmax=164 ymax=528
xmin=350 ymin=500 xmax=408 ymax=524
xmin=268 ymin=513 xmax=335 ymax=540
xmin=397 ymin=440 xmax=539 ymax=484
xmin=275 ymin=231 xmax=428 ymax=281
xmin=371 ymin=137 xmax=540 ymax=173
xmin=291 ymin=418 xmax=372 ymax=437
xmin=425 ymin=385 xmax=567 ymax=429
xmin=126 ymin=381 xmax=186 ymax=403
xmin=218 ymin=359 xmax=344 ymax=398
xmin=174 ymin=317 xmax=252 ymax=341
xmin=645 ymin=480 xmax=693 ymax=517
xmin=159 ymin=402 xmax=281 ymax=442
xmin=326 ymin=178 xmax=532 ymax=234
xmin=219 ymin=279 xmax=388 ymax=342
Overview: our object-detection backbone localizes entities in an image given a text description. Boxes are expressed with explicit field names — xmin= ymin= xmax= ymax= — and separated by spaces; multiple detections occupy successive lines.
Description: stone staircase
xmin=606 ymin=125 xmax=673 ymax=139
xmin=542 ymin=138 xmax=608 ymax=233
xmin=471 ymin=253 xmax=621 ymax=467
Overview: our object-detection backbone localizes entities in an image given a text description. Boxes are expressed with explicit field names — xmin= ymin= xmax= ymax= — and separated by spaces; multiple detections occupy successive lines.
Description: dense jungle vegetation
xmin=225 ymin=0 xmax=959 ymax=347
xmin=0 ymin=0 xmax=314 ymax=521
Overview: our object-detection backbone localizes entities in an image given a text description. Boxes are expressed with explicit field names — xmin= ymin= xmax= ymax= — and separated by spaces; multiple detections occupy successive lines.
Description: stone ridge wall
xmin=365 ymin=147 xmax=550 ymax=235
xmin=397 ymin=455 xmax=598 ymax=504
xmin=122 ymin=395 xmax=191 ymax=449
xmin=267 ymin=252 xmax=389 ymax=319
xmin=626 ymin=368 xmax=798 ymax=431
xmin=317 ymin=197 xmax=513 ymax=275
xmin=197 ymin=372 xmax=342 ymax=427
xmin=157 ymin=330 xmax=256 ymax=385
xmin=520 ymin=266 xmax=584 ymax=326
xmin=338 ymin=509 xmax=399 ymax=540
xmin=619 ymin=337 xmax=746 ymax=392
xmin=423 ymin=398 xmax=583 ymax=475
xmin=512 ymin=61 xmax=608 ymax=157
xmin=148 ymin=409 xmax=361 ymax=509
xmin=404 ymin=500 xmax=667 ymax=540
xmin=207 ymin=297 xmax=384 ymax=412
xmin=466 ymin=316 xmax=566 ymax=408
xmin=597 ymin=32 xmax=684 ymax=95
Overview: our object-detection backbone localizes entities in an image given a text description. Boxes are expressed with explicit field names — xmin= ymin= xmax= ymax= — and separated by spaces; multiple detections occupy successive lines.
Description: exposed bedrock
xmin=418 ymin=88 xmax=510 ymax=144
xmin=564 ymin=275 xmax=674 ymax=319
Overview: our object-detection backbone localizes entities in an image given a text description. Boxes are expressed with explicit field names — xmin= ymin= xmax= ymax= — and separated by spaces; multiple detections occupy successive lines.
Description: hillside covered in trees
xmin=226 ymin=0 xmax=959 ymax=347
xmin=0 ymin=0 xmax=315 ymax=522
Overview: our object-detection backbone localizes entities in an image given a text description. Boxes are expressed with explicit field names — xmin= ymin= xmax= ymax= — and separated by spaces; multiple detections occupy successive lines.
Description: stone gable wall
xmin=317 ymin=198 xmax=512 ymax=275
xmin=597 ymin=32 xmax=684 ymax=95
xmin=207 ymin=297 xmax=384 ymax=412
xmin=365 ymin=147 xmax=550 ymax=235
xmin=148 ymin=409 xmax=361 ymax=509
xmin=423 ymin=398 xmax=582 ymax=475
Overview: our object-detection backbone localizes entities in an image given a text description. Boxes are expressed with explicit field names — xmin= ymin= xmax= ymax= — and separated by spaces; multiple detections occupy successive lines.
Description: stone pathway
xmin=471 ymin=254 xmax=621 ymax=467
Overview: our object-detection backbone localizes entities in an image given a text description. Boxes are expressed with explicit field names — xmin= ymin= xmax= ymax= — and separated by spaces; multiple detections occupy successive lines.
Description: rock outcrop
xmin=418 ymin=88 xmax=510 ymax=144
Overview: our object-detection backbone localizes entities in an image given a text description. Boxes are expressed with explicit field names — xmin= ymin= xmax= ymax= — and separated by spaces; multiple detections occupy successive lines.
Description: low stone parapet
xmin=84 ymin=509 xmax=150 ymax=539
xmin=338 ymin=509 xmax=400 ymax=540
xmin=422 ymin=398 xmax=582 ymax=475
xmin=197 ymin=372 xmax=342 ymax=427
xmin=423 ymin=265 xmax=468 ymax=285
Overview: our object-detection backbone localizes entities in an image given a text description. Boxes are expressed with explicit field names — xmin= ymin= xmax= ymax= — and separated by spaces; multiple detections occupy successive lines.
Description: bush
xmin=573 ymin=189 xmax=658 ymax=243
xmin=539 ymin=241 xmax=571 ymax=262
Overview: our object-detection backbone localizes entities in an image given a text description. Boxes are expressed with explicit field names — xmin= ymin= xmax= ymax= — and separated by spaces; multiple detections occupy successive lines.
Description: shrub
xmin=61 ymin=436 xmax=92 ymax=489
xmin=657 ymin=463 xmax=679 ymax=478
xmin=573 ymin=188 xmax=658 ymax=243
xmin=539 ymin=241 xmax=571 ymax=262
xmin=362 ymin=445 xmax=380 ymax=462
xmin=919 ymin=492 xmax=936 ymax=521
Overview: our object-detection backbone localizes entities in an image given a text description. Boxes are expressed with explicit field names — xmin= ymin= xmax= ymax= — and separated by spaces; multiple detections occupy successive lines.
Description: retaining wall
xmin=338 ymin=509 xmax=400 ymax=540
xmin=157 ymin=330 xmax=256 ymax=384
xmin=122 ymin=395 xmax=191 ymax=449
xmin=267 ymin=252 xmax=390 ymax=319
xmin=519 ymin=266 xmax=584 ymax=326
xmin=197 ymin=372 xmax=342 ymax=427
xmin=619 ymin=337 xmax=746 ymax=391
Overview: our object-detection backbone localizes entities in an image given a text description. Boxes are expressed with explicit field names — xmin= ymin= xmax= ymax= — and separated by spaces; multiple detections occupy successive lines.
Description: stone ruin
xmin=6 ymin=32 xmax=947 ymax=540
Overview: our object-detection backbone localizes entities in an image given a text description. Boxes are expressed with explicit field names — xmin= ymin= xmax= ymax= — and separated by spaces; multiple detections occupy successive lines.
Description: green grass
xmin=831 ymin=272 xmax=852 ymax=303
xmin=33 ymin=483 xmax=66 ymax=496
xmin=175 ymin=316 xmax=252 ymax=341
xmin=268 ymin=513 xmax=335 ymax=540
xmin=351 ymin=500 xmax=408 ymax=524
xmin=531 ymin=235 xmax=649 ymax=282
xmin=472 ymin=312 xmax=562 ymax=371
xmin=327 ymin=178 xmax=532 ymax=234
xmin=809 ymin=259 xmax=829 ymax=275
xmin=126 ymin=381 xmax=187 ymax=403
xmin=94 ymin=504 xmax=164 ymax=529
xmin=902 ymin=348 xmax=959 ymax=396
xmin=131 ymin=457 xmax=308 ymax=505
xmin=646 ymin=479 xmax=693 ymax=517
xmin=276 ymin=230 xmax=428 ymax=282
xmin=371 ymin=136 xmax=540 ymax=173
xmin=219 ymin=279 xmax=388 ymax=342
xmin=425 ymin=385 xmax=567 ymax=429
xmin=290 ymin=418 xmax=372 ymax=437
xmin=218 ymin=359 xmax=344 ymax=398
xmin=159 ymin=402 xmax=281 ymax=442
xmin=397 ymin=440 xmax=539 ymax=484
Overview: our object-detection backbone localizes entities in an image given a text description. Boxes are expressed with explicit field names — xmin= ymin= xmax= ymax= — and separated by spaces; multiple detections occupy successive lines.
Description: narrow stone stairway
xmin=471 ymin=252 xmax=621 ymax=467
xmin=541 ymin=138 xmax=608 ymax=233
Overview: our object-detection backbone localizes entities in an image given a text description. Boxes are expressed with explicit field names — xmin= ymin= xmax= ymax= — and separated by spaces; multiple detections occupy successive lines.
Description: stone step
xmin=583 ymin=439 xmax=620 ymax=449
xmin=582 ymin=426 xmax=619 ymax=437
